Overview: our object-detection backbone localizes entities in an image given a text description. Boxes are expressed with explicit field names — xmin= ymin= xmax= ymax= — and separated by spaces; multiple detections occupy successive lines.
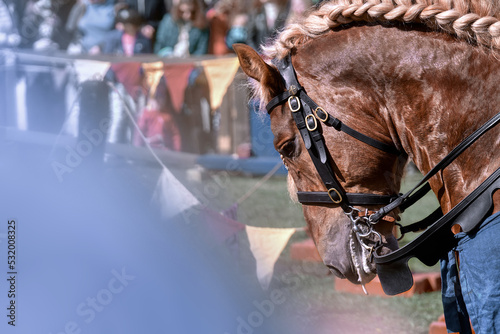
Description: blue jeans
xmin=442 ymin=212 xmax=500 ymax=333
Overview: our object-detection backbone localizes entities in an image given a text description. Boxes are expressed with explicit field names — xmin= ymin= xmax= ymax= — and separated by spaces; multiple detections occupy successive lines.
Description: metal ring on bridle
xmin=305 ymin=114 xmax=318 ymax=131
xmin=354 ymin=224 xmax=383 ymax=250
xmin=287 ymin=96 xmax=301 ymax=112
xmin=327 ymin=188 xmax=343 ymax=204
xmin=354 ymin=224 xmax=372 ymax=237
xmin=346 ymin=207 xmax=383 ymax=252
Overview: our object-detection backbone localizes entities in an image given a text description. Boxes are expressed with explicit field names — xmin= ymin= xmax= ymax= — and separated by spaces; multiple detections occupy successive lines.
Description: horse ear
xmin=233 ymin=44 xmax=278 ymax=84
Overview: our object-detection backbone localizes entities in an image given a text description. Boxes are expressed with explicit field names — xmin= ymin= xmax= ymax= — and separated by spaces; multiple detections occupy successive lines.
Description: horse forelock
xmin=261 ymin=0 xmax=500 ymax=60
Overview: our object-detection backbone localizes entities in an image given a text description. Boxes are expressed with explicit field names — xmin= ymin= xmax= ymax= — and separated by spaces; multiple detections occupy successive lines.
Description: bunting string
xmin=234 ymin=161 xmax=283 ymax=205
xmin=109 ymin=80 xmax=308 ymax=289
xmin=107 ymin=80 xmax=201 ymax=217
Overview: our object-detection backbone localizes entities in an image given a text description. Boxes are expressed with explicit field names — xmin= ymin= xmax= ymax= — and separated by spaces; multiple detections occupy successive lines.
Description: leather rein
xmin=266 ymin=54 xmax=500 ymax=294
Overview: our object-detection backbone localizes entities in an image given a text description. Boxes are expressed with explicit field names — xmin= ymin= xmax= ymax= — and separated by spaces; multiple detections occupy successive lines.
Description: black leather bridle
xmin=266 ymin=54 xmax=403 ymax=255
xmin=266 ymin=54 xmax=401 ymax=212
xmin=267 ymin=54 xmax=500 ymax=295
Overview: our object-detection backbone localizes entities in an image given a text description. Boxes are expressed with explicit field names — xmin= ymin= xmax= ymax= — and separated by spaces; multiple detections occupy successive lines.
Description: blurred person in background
xmin=8 ymin=0 xmax=73 ymax=134
xmin=154 ymin=0 xmax=211 ymax=153
xmin=225 ymin=0 xmax=312 ymax=53
xmin=116 ymin=0 xmax=169 ymax=43
xmin=181 ymin=67 xmax=214 ymax=153
xmin=15 ymin=0 xmax=75 ymax=50
xmin=225 ymin=0 xmax=302 ymax=53
xmin=225 ymin=0 xmax=295 ymax=158
xmin=286 ymin=0 xmax=312 ymax=24
xmin=102 ymin=7 xmax=152 ymax=55
xmin=133 ymin=78 xmax=182 ymax=151
xmin=206 ymin=0 xmax=240 ymax=55
xmin=225 ymin=10 xmax=248 ymax=52
xmin=0 ymin=0 xmax=21 ymax=48
xmin=51 ymin=0 xmax=79 ymax=50
xmin=154 ymin=0 xmax=209 ymax=57
xmin=65 ymin=0 xmax=116 ymax=54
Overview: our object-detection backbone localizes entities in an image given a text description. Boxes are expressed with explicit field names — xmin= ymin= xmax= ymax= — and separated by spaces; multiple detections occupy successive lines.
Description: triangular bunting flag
xmin=142 ymin=61 xmax=165 ymax=99
xmin=163 ymin=63 xmax=194 ymax=113
xmin=109 ymin=62 xmax=144 ymax=97
xmin=245 ymin=226 xmax=297 ymax=290
xmin=152 ymin=167 xmax=200 ymax=218
xmin=201 ymin=57 xmax=240 ymax=110
xmin=73 ymin=60 xmax=110 ymax=83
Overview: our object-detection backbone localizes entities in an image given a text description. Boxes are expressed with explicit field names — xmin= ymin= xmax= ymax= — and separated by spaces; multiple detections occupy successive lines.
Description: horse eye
xmin=279 ymin=140 xmax=297 ymax=158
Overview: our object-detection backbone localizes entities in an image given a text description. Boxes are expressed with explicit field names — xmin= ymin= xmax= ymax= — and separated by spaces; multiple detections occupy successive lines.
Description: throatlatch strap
xmin=325 ymin=117 xmax=401 ymax=156
xmin=266 ymin=83 xmax=401 ymax=156
xmin=303 ymin=98 xmax=401 ymax=156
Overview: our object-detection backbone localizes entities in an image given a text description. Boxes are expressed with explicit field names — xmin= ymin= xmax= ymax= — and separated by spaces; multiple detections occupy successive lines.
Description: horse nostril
xmin=327 ymin=265 xmax=345 ymax=278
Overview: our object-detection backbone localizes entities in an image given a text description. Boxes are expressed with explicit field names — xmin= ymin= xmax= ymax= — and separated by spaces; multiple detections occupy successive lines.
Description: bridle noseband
xmin=266 ymin=54 xmax=401 ymax=252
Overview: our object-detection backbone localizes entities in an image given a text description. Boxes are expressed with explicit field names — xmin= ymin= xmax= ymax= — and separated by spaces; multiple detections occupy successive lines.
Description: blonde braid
xmin=262 ymin=0 xmax=500 ymax=59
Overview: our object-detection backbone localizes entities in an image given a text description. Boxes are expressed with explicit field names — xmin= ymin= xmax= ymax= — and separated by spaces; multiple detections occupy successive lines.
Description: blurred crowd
xmin=1 ymin=0 xmax=324 ymax=156
xmin=0 ymin=0 xmax=321 ymax=55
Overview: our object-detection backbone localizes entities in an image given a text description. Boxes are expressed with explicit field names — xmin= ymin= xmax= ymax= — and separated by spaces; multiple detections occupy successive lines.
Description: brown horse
xmin=234 ymin=0 xmax=500 ymax=289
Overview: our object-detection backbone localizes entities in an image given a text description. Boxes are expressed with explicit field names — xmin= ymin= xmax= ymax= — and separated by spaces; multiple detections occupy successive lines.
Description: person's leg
xmin=441 ymin=250 xmax=472 ymax=333
xmin=456 ymin=212 xmax=500 ymax=333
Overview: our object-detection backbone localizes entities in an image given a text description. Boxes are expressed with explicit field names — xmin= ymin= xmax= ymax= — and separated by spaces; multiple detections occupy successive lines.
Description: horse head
xmin=235 ymin=0 xmax=500 ymax=287
xmin=235 ymin=41 xmax=405 ymax=285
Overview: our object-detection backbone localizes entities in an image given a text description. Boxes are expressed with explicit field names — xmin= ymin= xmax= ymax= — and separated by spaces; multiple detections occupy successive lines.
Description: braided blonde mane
xmin=263 ymin=0 xmax=500 ymax=59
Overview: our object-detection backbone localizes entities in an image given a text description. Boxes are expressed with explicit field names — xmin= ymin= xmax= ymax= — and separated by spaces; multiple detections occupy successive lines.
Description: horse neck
xmin=293 ymin=25 xmax=500 ymax=210
xmin=378 ymin=29 xmax=500 ymax=211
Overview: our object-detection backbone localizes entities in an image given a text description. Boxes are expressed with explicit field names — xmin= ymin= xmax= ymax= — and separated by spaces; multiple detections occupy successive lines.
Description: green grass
xmin=399 ymin=170 xmax=441 ymax=235
xmin=175 ymin=166 xmax=444 ymax=332
xmin=398 ymin=170 xmax=442 ymax=273
xmin=278 ymin=265 xmax=443 ymax=333
xmin=201 ymin=172 xmax=304 ymax=228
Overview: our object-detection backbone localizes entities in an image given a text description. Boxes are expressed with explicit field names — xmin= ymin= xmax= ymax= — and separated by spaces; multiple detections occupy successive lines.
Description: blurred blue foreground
xmin=0 ymin=140 xmax=295 ymax=334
